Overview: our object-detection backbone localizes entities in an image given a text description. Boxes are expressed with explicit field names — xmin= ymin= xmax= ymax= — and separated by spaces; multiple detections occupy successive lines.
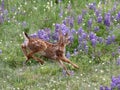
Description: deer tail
xmin=23 ymin=32 xmax=30 ymax=40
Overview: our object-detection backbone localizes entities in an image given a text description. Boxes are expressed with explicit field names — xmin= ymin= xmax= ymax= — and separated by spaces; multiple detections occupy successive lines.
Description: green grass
xmin=0 ymin=0 xmax=120 ymax=90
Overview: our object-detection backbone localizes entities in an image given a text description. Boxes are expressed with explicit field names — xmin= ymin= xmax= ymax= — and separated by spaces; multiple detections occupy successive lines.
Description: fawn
xmin=21 ymin=31 xmax=79 ymax=75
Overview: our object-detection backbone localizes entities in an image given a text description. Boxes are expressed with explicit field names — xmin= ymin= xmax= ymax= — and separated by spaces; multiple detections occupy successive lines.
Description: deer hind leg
xmin=21 ymin=44 xmax=28 ymax=60
xmin=31 ymin=55 xmax=44 ymax=65
xmin=60 ymin=56 xmax=79 ymax=69
xmin=58 ymin=60 xmax=70 ymax=75
xmin=25 ymin=50 xmax=43 ymax=64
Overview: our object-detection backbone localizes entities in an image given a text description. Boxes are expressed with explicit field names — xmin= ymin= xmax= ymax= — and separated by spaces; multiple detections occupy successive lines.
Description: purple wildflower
xmin=62 ymin=20 xmax=66 ymax=25
xmin=89 ymin=32 xmax=97 ymax=40
xmin=104 ymin=13 xmax=111 ymax=27
xmin=106 ymin=35 xmax=114 ymax=45
xmin=100 ymin=85 xmax=104 ymax=90
xmin=37 ymin=29 xmax=50 ymax=41
xmin=22 ymin=21 xmax=27 ymax=28
xmin=94 ymin=26 xmax=99 ymax=32
xmin=60 ymin=24 xmax=70 ymax=35
xmin=78 ymin=27 xmax=83 ymax=35
xmin=88 ymin=18 xmax=92 ymax=28
xmin=30 ymin=33 xmax=37 ymax=38
xmin=116 ymin=57 xmax=120 ymax=65
xmin=62 ymin=70 xmax=67 ymax=76
xmin=69 ymin=17 xmax=74 ymax=28
xmin=98 ymin=37 xmax=104 ymax=43
xmin=73 ymin=49 xmax=78 ymax=56
xmin=116 ymin=11 xmax=120 ymax=21
xmin=67 ymin=4 xmax=71 ymax=12
xmin=111 ymin=76 xmax=120 ymax=89
xmin=59 ymin=6 xmax=63 ymax=18
xmin=71 ymin=29 xmax=76 ymax=35
xmin=88 ymin=2 xmax=96 ymax=10
xmin=1 ymin=0 xmax=4 ymax=12
xmin=82 ymin=10 xmax=87 ymax=16
xmin=66 ymin=51 xmax=71 ymax=58
xmin=78 ymin=15 xmax=82 ymax=24
xmin=81 ymin=32 xmax=87 ymax=39
xmin=91 ymin=39 xmax=97 ymax=47
xmin=78 ymin=36 xmax=83 ymax=44
xmin=0 ymin=15 xmax=4 ymax=24
xmin=95 ymin=9 xmax=100 ymax=17
xmin=97 ymin=15 xmax=102 ymax=23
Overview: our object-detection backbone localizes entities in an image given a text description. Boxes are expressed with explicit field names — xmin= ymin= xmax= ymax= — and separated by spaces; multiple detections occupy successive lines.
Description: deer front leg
xmin=58 ymin=60 xmax=70 ymax=75
xmin=60 ymin=56 xmax=79 ymax=69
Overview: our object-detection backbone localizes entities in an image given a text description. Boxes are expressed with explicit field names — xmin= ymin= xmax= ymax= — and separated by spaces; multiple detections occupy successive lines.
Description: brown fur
xmin=21 ymin=32 xmax=79 ymax=75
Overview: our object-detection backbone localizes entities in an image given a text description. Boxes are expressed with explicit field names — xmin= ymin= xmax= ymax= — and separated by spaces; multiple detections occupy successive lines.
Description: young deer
xmin=21 ymin=31 xmax=79 ymax=75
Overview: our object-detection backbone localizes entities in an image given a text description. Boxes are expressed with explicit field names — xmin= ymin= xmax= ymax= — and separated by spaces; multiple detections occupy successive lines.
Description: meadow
xmin=0 ymin=0 xmax=120 ymax=90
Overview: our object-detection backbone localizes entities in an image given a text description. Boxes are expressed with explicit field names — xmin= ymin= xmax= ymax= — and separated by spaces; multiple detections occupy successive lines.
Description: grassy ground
xmin=0 ymin=0 xmax=120 ymax=90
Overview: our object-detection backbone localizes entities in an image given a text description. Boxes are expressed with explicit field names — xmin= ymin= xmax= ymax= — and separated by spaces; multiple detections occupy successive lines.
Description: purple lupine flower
xmin=82 ymin=10 xmax=87 ymax=16
xmin=52 ymin=32 xmax=59 ymax=41
xmin=106 ymin=36 xmax=112 ymax=45
xmin=84 ymin=45 xmax=89 ymax=54
xmin=112 ymin=52 xmax=116 ymax=57
xmin=91 ymin=39 xmax=97 ymax=47
xmin=73 ymin=49 xmax=78 ymax=56
xmin=66 ymin=51 xmax=71 ymax=58
xmin=83 ymin=40 xmax=87 ymax=49
xmin=30 ymin=33 xmax=37 ymax=38
xmin=68 ymin=33 xmax=74 ymax=43
xmin=78 ymin=27 xmax=83 ymax=35
xmin=61 ymin=24 xmax=70 ymax=35
xmin=88 ymin=18 xmax=92 ymax=28
xmin=104 ymin=86 xmax=111 ymax=90
xmin=78 ymin=36 xmax=83 ymax=44
xmin=67 ymin=4 xmax=71 ymax=12
xmin=3 ymin=9 xmax=8 ymax=15
xmin=95 ymin=9 xmax=100 ymax=17
xmin=116 ymin=57 xmax=120 ymax=65
xmin=62 ymin=69 xmax=67 ymax=76
xmin=55 ymin=23 xmax=60 ymax=31
xmin=71 ymin=29 xmax=76 ymax=35
xmin=98 ymin=37 xmax=104 ymax=43
xmin=88 ymin=2 xmax=96 ymax=10
xmin=21 ymin=21 xmax=27 ymax=28
xmin=1 ymin=0 xmax=4 ymax=12
xmin=97 ymin=15 xmax=103 ymax=23
xmin=111 ymin=76 xmax=120 ymax=89
xmin=104 ymin=13 xmax=111 ymax=27
xmin=100 ymin=85 xmax=104 ymax=90
xmin=116 ymin=11 xmax=120 ymax=21
xmin=62 ymin=20 xmax=66 ymax=25
xmin=69 ymin=17 xmax=74 ymax=28
xmin=37 ymin=29 xmax=46 ymax=39
xmin=111 ymin=35 xmax=115 ymax=42
xmin=78 ymin=15 xmax=82 ymax=24
xmin=59 ymin=6 xmax=63 ymax=18
xmin=89 ymin=32 xmax=97 ymax=40
xmin=0 ymin=15 xmax=4 ymax=24
xmin=94 ymin=26 xmax=99 ymax=32
xmin=112 ymin=2 xmax=117 ymax=12
xmin=100 ymin=75 xmax=120 ymax=90
xmin=69 ymin=70 xmax=74 ymax=76
xmin=81 ymin=32 xmax=87 ymax=39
